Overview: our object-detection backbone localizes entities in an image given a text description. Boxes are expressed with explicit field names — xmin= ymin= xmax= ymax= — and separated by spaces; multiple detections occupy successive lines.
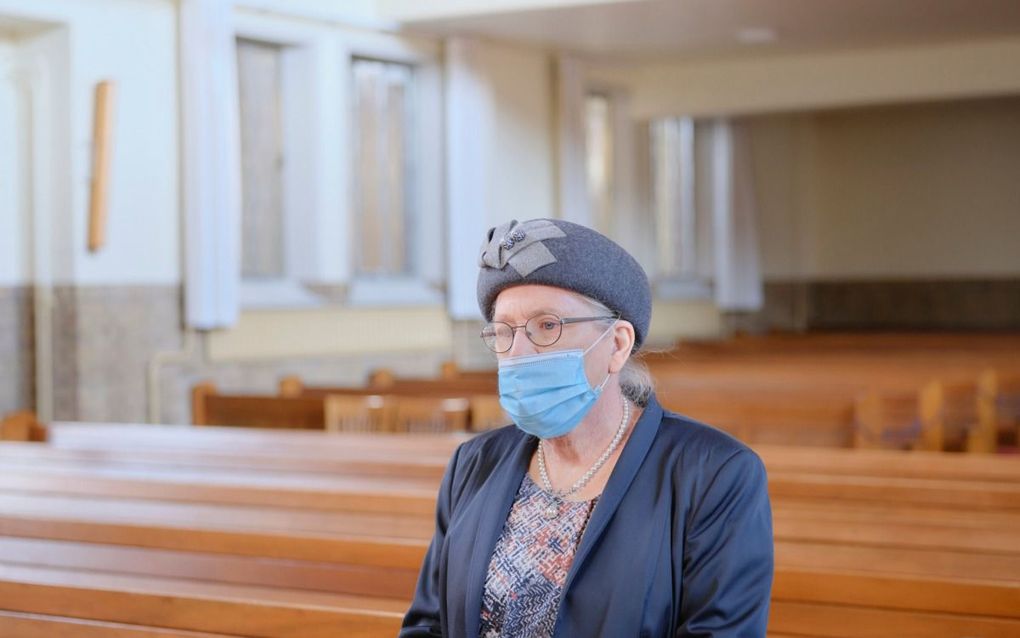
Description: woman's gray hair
xmin=580 ymin=295 xmax=655 ymax=407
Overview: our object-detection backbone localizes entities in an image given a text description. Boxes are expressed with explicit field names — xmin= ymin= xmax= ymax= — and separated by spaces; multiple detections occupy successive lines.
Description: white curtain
xmin=709 ymin=119 xmax=763 ymax=311
xmin=445 ymin=37 xmax=494 ymax=320
xmin=180 ymin=0 xmax=242 ymax=329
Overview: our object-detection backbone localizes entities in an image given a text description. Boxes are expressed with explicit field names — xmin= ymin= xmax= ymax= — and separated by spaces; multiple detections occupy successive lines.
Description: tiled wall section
xmin=48 ymin=285 xmax=460 ymax=425
xmin=51 ymin=285 xmax=185 ymax=422
xmin=726 ymin=278 xmax=1020 ymax=334
xmin=0 ymin=287 xmax=34 ymax=416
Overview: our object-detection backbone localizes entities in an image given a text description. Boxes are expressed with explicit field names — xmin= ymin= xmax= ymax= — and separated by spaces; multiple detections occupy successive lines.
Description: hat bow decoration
xmin=478 ymin=219 xmax=567 ymax=277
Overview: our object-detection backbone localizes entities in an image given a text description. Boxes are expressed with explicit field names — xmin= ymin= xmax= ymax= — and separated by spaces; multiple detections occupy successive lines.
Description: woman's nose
xmin=505 ymin=326 xmax=538 ymax=358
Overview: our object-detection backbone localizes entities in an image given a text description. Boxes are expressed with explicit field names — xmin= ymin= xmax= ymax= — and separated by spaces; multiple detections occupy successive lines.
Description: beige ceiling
xmin=396 ymin=0 xmax=1020 ymax=60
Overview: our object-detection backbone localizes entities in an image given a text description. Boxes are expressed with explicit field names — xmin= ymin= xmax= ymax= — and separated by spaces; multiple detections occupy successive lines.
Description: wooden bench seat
xmin=41 ymin=421 xmax=1020 ymax=482
xmin=776 ymin=540 xmax=1020 ymax=584
xmin=0 ymin=536 xmax=419 ymax=599
xmin=2 ymin=507 xmax=1018 ymax=633
xmin=756 ymin=444 xmax=1020 ymax=482
xmin=767 ymin=600 xmax=1019 ymax=638
xmin=0 ymin=611 xmax=245 ymax=638
xmin=7 ymin=443 xmax=1019 ymax=512
xmin=0 ymin=443 xmax=450 ymax=480
xmin=0 ymin=465 xmax=438 ymax=515
xmin=3 ymin=475 xmax=1018 ymax=563
xmin=0 ymin=492 xmax=435 ymax=542
xmin=0 ymin=562 xmax=404 ymax=638
xmin=1 ymin=532 xmax=1016 ymax=636
xmin=767 ymin=470 xmax=1020 ymax=510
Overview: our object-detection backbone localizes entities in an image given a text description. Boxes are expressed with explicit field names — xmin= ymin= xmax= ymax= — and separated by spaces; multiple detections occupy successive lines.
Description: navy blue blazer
xmin=400 ymin=394 xmax=773 ymax=637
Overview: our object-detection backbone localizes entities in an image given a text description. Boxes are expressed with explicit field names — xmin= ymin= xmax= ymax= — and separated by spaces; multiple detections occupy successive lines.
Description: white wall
xmin=0 ymin=38 xmax=28 ymax=285
xmin=479 ymin=39 xmax=556 ymax=227
xmin=749 ymin=96 xmax=1020 ymax=281
xmin=0 ymin=0 xmax=179 ymax=286
xmin=445 ymin=37 xmax=557 ymax=323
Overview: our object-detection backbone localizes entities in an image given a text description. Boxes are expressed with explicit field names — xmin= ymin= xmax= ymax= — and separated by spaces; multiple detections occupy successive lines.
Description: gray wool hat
xmin=477 ymin=218 xmax=652 ymax=351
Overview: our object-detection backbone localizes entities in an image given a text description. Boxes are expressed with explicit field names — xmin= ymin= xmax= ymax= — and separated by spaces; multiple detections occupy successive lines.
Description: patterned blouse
xmin=479 ymin=473 xmax=599 ymax=638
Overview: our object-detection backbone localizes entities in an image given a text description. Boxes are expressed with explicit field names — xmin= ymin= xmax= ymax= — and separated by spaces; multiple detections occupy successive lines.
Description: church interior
xmin=1 ymin=0 xmax=1019 ymax=635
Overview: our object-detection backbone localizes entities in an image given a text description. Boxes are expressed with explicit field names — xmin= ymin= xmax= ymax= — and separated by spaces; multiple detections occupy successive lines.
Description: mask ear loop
xmin=584 ymin=318 xmax=619 ymax=391
xmin=583 ymin=318 xmax=619 ymax=355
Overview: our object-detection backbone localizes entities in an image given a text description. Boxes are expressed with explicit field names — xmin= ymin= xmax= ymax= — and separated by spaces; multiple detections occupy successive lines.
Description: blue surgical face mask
xmin=497 ymin=321 xmax=616 ymax=439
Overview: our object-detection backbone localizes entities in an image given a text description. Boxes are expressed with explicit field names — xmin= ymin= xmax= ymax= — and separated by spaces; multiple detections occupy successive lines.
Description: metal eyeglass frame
xmin=480 ymin=313 xmax=618 ymax=353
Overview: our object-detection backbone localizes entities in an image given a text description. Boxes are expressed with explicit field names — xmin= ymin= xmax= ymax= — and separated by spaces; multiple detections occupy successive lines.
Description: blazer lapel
xmin=462 ymin=432 xmax=535 ymax=638
xmin=561 ymin=394 xmax=663 ymax=593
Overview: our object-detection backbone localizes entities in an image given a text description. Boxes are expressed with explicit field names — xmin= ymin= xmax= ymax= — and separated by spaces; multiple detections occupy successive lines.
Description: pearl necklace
xmin=537 ymin=398 xmax=631 ymax=519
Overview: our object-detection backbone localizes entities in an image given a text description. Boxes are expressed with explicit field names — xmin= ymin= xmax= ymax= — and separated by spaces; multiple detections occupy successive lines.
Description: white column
xmin=555 ymin=55 xmax=591 ymax=225
xmin=446 ymin=37 xmax=494 ymax=320
xmin=711 ymin=119 xmax=763 ymax=311
xmin=180 ymin=0 xmax=242 ymax=329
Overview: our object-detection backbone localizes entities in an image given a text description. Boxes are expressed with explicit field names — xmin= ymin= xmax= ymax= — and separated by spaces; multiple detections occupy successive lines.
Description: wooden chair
xmin=323 ymin=394 xmax=394 ymax=433
xmin=922 ymin=379 xmax=995 ymax=453
xmin=469 ymin=395 xmax=510 ymax=431
xmin=979 ymin=369 xmax=1020 ymax=449
xmin=392 ymin=397 xmax=470 ymax=434
xmin=853 ymin=390 xmax=922 ymax=450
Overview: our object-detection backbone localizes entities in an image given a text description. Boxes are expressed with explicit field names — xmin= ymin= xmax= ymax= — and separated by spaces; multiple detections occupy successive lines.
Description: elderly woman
xmin=401 ymin=219 xmax=773 ymax=637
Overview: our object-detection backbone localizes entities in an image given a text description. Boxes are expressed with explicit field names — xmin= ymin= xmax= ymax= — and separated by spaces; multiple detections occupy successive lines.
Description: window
xmin=236 ymin=38 xmax=286 ymax=280
xmin=581 ymin=88 xmax=710 ymax=299
xmin=351 ymin=57 xmax=415 ymax=278
xmin=585 ymin=92 xmax=613 ymax=234
xmin=231 ymin=12 xmax=444 ymax=309
xmin=644 ymin=116 xmax=715 ymax=299
xmin=650 ymin=116 xmax=701 ymax=282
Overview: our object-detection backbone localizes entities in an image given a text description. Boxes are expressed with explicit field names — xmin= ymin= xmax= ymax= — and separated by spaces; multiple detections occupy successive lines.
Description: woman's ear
xmin=609 ymin=321 xmax=635 ymax=374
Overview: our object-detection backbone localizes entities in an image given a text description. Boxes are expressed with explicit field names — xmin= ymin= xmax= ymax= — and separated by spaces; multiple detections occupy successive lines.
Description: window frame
xmin=232 ymin=12 xmax=444 ymax=310
xmin=341 ymin=36 xmax=443 ymax=308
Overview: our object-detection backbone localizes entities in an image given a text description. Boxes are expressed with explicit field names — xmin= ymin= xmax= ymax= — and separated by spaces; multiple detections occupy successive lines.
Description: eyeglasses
xmin=480 ymin=313 xmax=617 ymax=353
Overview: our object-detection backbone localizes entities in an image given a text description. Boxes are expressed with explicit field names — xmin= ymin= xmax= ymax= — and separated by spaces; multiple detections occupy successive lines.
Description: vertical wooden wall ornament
xmin=88 ymin=80 xmax=116 ymax=252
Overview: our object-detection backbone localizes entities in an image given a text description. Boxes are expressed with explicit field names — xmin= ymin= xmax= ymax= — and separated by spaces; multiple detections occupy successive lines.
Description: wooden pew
xmin=40 ymin=422 xmax=1020 ymax=481
xmin=646 ymin=332 xmax=1020 ymax=450
xmin=192 ymin=383 xmax=325 ymax=430
xmin=0 ymin=536 xmax=420 ymax=599
xmin=324 ymin=395 xmax=471 ymax=433
xmin=282 ymin=376 xmax=502 ymax=432
xmin=0 ymin=610 xmax=250 ymax=638
xmin=4 ymin=422 xmax=1020 ymax=636
xmin=0 ymin=442 xmax=450 ymax=480
xmin=202 ymin=381 xmax=494 ymax=433
xmin=0 ymin=562 xmax=404 ymax=638
xmin=280 ymin=375 xmax=497 ymax=399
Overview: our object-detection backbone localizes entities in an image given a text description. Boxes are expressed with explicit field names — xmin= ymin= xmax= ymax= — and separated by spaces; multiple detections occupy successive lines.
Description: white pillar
xmin=180 ymin=0 xmax=241 ymax=329
xmin=446 ymin=37 xmax=494 ymax=320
